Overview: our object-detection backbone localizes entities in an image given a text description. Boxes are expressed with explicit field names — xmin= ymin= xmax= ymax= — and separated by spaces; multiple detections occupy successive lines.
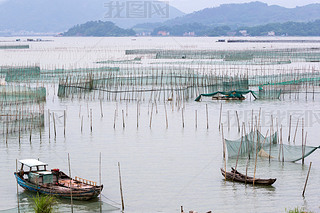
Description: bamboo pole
xmin=18 ymin=112 xmax=21 ymax=144
xmin=113 ymin=110 xmax=116 ymax=129
xmin=81 ymin=116 xmax=83 ymax=133
xmin=48 ymin=109 xmax=50 ymax=139
xmin=90 ymin=109 xmax=93 ymax=132
xmin=302 ymin=162 xmax=312 ymax=197
xmin=100 ymin=100 xmax=103 ymax=118
xmin=221 ymin=123 xmax=226 ymax=181
xmin=99 ymin=152 xmax=102 ymax=213
xmin=137 ymin=102 xmax=139 ymax=128
xmin=288 ymin=114 xmax=292 ymax=143
xmin=53 ymin=112 xmax=56 ymax=139
xmin=164 ymin=103 xmax=168 ymax=129
xmin=269 ymin=125 xmax=272 ymax=162
xmin=218 ymin=103 xmax=222 ymax=131
xmin=64 ymin=110 xmax=66 ymax=138
xmin=122 ymin=110 xmax=125 ymax=128
xmin=206 ymin=104 xmax=209 ymax=129
xmin=302 ymin=119 xmax=304 ymax=164
xmin=195 ymin=110 xmax=197 ymax=129
xmin=281 ymin=126 xmax=284 ymax=162
xmin=149 ymin=103 xmax=153 ymax=128
xmin=236 ymin=111 xmax=240 ymax=134
xmin=68 ymin=153 xmax=73 ymax=213
xmin=182 ymin=107 xmax=184 ymax=128
xmin=118 ymin=162 xmax=125 ymax=212
xmin=293 ymin=119 xmax=299 ymax=144
xmin=16 ymin=159 xmax=20 ymax=213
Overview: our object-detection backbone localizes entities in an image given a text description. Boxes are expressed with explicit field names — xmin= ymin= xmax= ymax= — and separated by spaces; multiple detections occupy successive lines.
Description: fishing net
xmin=225 ymin=130 xmax=319 ymax=162
xmin=0 ymin=85 xmax=46 ymax=103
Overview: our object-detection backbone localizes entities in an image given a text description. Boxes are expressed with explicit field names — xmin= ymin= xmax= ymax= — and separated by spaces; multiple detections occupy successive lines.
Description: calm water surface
xmin=0 ymin=37 xmax=320 ymax=213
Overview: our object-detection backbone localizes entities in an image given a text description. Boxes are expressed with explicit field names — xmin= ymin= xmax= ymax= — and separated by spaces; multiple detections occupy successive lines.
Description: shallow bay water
xmin=0 ymin=37 xmax=320 ymax=213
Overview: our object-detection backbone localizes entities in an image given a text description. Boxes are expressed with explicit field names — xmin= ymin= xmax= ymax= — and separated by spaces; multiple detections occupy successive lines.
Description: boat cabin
xmin=18 ymin=159 xmax=59 ymax=185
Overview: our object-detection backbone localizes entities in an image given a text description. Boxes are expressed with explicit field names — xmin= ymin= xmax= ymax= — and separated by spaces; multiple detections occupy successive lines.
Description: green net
xmin=0 ymin=45 xmax=29 ymax=49
xmin=0 ymin=85 xmax=46 ymax=103
xmin=225 ymin=130 xmax=319 ymax=162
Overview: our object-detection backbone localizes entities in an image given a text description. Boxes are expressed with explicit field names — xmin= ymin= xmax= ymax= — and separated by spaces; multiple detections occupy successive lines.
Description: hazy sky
xmin=0 ymin=0 xmax=319 ymax=13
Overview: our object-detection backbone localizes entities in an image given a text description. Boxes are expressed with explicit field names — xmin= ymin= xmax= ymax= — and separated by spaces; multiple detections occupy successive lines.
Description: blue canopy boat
xmin=14 ymin=159 xmax=103 ymax=201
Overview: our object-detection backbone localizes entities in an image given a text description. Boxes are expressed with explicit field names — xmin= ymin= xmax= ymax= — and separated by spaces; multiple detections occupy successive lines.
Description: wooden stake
xmin=288 ymin=114 xmax=292 ymax=143
xmin=113 ymin=110 xmax=116 ymax=129
xmin=53 ymin=112 xmax=56 ymax=139
xmin=236 ymin=111 xmax=240 ymax=134
xmin=164 ymin=104 xmax=168 ymax=129
xmin=218 ymin=103 xmax=222 ymax=131
xmin=182 ymin=107 xmax=184 ymax=128
xmin=16 ymin=159 xmax=20 ymax=213
xmin=68 ymin=153 xmax=73 ymax=213
xmin=195 ymin=110 xmax=197 ymax=129
xmin=269 ymin=126 xmax=272 ymax=162
xmin=100 ymin=100 xmax=103 ymax=118
xmin=90 ymin=109 xmax=93 ymax=132
xmin=221 ymin=123 xmax=225 ymax=159
xmin=302 ymin=162 xmax=312 ymax=197
xmin=81 ymin=116 xmax=83 ymax=133
xmin=293 ymin=119 xmax=299 ymax=144
xmin=118 ymin=162 xmax=125 ymax=212
xmin=206 ymin=104 xmax=209 ymax=129
xmin=64 ymin=110 xmax=66 ymax=138
xmin=149 ymin=103 xmax=153 ymax=128
xmin=99 ymin=152 xmax=102 ymax=213
xmin=302 ymin=119 xmax=304 ymax=164
xmin=137 ymin=102 xmax=139 ymax=128
xmin=122 ymin=110 xmax=125 ymax=128
xmin=48 ymin=109 xmax=50 ymax=139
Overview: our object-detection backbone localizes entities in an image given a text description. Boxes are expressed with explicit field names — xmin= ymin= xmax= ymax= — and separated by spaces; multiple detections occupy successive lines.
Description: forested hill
xmin=63 ymin=21 xmax=136 ymax=37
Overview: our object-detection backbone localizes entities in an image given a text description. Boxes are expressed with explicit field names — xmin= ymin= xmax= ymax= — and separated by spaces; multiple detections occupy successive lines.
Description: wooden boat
xmin=14 ymin=159 xmax=103 ymax=200
xmin=220 ymin=168 xmax=276 ymax=185
xmin=212 ymin=96 xmax=245 ymax=100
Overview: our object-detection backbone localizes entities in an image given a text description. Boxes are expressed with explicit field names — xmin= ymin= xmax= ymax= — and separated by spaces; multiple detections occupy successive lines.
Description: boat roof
xmin=19 ymin=159 xmax=48 ymax=167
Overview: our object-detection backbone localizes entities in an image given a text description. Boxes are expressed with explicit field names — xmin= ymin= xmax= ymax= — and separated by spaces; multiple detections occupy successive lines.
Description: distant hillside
xmin=63 ymin=21 xmax=136 ymax=36
xmin=241 ymin=20 xmax=320 ymax=36
xmin=0 ymin=0 xmax=184 ymax=34
xmin=135 ymin=1 xmax=320 ymax=31
xmin=150 ymin=19 xmax=320 ymax=36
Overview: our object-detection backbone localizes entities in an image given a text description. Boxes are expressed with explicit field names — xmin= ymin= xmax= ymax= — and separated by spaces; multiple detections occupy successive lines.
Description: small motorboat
xmin=14 ymin=159 xmax=103 ymax=200
xmin=220 ymin=167 xmax=276 ymax=186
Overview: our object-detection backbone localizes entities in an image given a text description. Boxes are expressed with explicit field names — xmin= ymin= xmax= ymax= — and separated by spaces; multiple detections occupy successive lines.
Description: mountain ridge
xmin=134 ymin=2 xmax=320 ymax=32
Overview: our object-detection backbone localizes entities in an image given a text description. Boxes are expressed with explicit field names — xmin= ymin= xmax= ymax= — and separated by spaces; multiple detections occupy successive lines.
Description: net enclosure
xmin=225 ymin=130 xmax=319 ymax=162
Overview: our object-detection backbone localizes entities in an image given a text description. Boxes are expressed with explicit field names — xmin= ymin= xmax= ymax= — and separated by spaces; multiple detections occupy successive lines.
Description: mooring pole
xmin=118 ymin=162 xmax=125 ymax=212
xmin=302 ymin=162 xmax=312 ymax=197
xmin=68 ymin=153 xmax=73 ymax=213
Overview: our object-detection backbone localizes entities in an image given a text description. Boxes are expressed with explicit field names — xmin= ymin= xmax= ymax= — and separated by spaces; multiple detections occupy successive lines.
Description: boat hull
xmin=14 ymin=173 xmax=103 ymax=201
xmin=220 ymin=168 xmax=276 ymax=185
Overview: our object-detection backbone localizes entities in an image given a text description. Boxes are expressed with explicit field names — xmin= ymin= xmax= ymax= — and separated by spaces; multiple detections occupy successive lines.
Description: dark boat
xmin=220 ymin=167 xmax=276 ymax=185
xmin=14 ymin=159 xmax=103 ymax=201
